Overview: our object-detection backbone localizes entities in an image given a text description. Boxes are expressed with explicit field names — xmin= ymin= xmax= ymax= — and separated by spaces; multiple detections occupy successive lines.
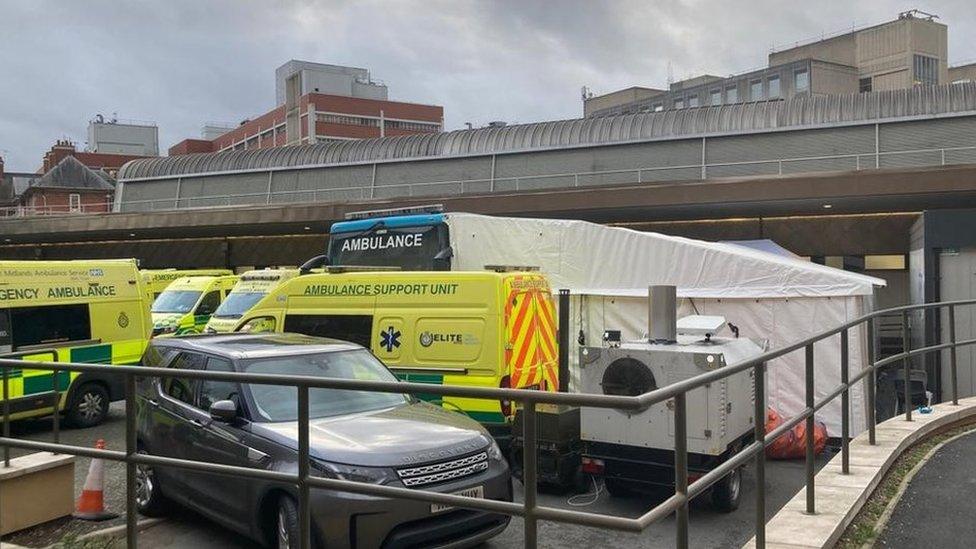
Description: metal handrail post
xmin=675 ymin=393 xmax=689 ymax=549
xmin=867 ymin=317 xmax=877 ymax=445
xmin=523 ymin=401 xmax=538 ymax=549
xmin=52 ymin=366 xmax=60 ymax=448
xmin=840 ymin=329 xmax=849 ymax=475
xmin=753 ymin=362 xmax=766 ymax=548
xmin=125 ymin=372 xmax=138 ymax=548
xmin=805 ymin=344 xmax=815 ymax=515
xmin=903 ymin=310 xmax=912 ymax=422
xmin=2 ymin=366 xmax=8 ymax=467
xmin=299 ymin=385 xmax=311 ymax=549
xmin=950 ymin=305 xmax=959 ymax=405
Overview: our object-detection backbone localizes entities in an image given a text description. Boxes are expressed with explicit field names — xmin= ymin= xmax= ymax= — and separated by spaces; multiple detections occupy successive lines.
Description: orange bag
xmin=764 ymin=407 xmax=827 ymax=460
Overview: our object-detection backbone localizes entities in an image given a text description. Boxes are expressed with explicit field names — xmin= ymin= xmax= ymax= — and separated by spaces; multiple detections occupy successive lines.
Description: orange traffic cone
xmin=73 ymin=439 xmax=119 ymax=521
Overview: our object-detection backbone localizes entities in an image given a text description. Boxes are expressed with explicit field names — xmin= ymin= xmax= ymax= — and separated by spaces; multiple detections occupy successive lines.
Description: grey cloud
xmin=1 ymin=0 xmax=973 ymax=170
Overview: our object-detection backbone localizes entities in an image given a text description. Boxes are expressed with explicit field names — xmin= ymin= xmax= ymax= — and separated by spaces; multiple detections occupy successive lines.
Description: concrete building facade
xmin=86 ymin=116 xmax=159 ymax=156
xmin=586 ymin=10 xmax=953 ymax=117
xmin=170 ymin=61 xmax=443 ymax=156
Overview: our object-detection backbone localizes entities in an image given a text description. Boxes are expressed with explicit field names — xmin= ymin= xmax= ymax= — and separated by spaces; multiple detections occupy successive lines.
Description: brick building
xmin=18 ymin=156 xmax=115 ymax=215
xmin=170 ymin=61 xmax=443 ymax=155
xmin=41 ymin=139 xmax=150 ymax=177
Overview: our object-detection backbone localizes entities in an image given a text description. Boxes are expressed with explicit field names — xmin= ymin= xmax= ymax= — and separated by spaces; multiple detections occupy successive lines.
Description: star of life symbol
xmin=380 ymin=326 xmax=401 ymax=352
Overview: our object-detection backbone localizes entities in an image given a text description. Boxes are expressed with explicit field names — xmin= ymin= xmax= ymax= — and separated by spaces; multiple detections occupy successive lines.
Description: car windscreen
xmin=327 ymin=224 xmax=448 ymax=270
xmin=242 ymin=349 xmax=409 ymax=421
xmin=151 ymin=291 xmax=201 ymax=314
xmin=212 ymin=292 xmax=266 ymax=319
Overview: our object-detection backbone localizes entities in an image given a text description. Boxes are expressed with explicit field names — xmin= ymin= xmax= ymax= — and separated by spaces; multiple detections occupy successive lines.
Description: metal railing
xmin=114 ymin=143 xmax=976 ymax=213
xmin=1 ymin=298 xmax=975 ymax=548
xmin=0 ymin=200 xmax=115 ymax=218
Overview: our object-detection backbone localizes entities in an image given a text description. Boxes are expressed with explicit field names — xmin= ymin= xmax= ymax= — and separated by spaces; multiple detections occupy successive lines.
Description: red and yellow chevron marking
xmin=505 ymin=276 xmax=559 ymax=393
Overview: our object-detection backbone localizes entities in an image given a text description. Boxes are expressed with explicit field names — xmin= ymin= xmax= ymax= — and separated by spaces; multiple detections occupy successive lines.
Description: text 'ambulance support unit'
xmin=204 ymin=269 xmax=299 ymax=333
xmin=0 ymin=259 xmax=152 ymax=426
xmin=234 ymin=270 xmax=558 ymax=443
xmin=151 ymin=275 xmax=239 ymax=337
xmin=140 ymin=268 xmax=233 ymax=300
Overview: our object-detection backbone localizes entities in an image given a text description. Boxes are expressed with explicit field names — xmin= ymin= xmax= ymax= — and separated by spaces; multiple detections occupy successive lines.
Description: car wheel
xmin=276 ymin=495 xmax=301 ymax=549
xmin=710 ymin=466 xmax=742 ymax=512
xmin=68 ymin=383 xmax=109 ymax=428
xmin=135 ymin=450 xmax=171 ymax=517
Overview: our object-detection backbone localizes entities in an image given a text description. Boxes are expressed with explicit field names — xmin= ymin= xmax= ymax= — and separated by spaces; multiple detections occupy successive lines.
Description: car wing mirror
xmin=209 ymin=400 xmax=238 ymax=423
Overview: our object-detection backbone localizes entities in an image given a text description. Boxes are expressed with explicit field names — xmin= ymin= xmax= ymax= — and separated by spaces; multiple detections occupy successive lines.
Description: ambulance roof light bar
xmin=344 ymin=204 xmax=444 ymax=221
xmin=484 ymin=265 xmax=540 ymax=273
xmin=325 ymin=265 xmax=403 ymax=274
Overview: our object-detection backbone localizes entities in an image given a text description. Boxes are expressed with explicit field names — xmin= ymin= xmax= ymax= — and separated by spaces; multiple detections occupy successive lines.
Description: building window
xmin=652 ymin=103 xmax=664 ymax=112
xmin=750 ymin=80 xmax=763 ymax=100
xmin=687 ymin=95 xmax=699 ymax=108
xmin=316 ymin=113 xmax=380 ymax=127
xmin=69 ymin=193 xmax=81 ymax=212
xmin=859 ymin=77 xmax=873 ymax=93
xmin=726 ymin=86 xmax=738 ymax=103
xmin=767 ymin=76 xmax=781 ymax=98
xmin=385 ymin=120 xmax=441 ymax=131
xmin=794 ymin=69 xmax=810 ymax=92
xmin=913 ymin=54 xmax=939 ymax=86
xmin=710 ymin=89 xmax=722 ymax=105
xmin=674 ymin=98 xmax=684 ymax=109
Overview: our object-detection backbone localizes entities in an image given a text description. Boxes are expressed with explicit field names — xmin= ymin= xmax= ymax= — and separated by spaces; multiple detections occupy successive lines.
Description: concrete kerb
xmin=69 ymin=518 xmax=166 ymax=545
xmin=743 ymin=396 xmax=976 ymax=549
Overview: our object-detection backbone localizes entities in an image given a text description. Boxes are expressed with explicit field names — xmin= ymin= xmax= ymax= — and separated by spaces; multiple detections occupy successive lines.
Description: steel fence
xmin=1 ymin=298 xmax=975 ymax=548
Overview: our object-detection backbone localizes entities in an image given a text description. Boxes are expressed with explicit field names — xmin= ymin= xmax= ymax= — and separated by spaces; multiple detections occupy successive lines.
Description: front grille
xmin=396 ymin=451 xmax=489 ymax=487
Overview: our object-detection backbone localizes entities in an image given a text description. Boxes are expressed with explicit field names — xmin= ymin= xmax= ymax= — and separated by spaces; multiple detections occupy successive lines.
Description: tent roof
xmin=446 ymin=213 xmax=885 ymax=298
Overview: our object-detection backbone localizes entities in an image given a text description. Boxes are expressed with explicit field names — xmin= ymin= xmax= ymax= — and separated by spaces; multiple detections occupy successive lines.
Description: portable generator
xmin=578 ymin=285 xmax=766 ymax=511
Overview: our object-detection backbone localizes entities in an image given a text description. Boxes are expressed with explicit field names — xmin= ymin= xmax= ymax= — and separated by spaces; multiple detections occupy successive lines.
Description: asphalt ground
xmin=875 ymin=429 xmax=976 ymax=548
xmin=1 ymin=403 xmax=830 ymax=548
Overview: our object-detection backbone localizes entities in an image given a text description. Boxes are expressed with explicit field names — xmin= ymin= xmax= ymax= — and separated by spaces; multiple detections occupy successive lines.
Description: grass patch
xmin=835 ymin=421 xmax=976 ymax=548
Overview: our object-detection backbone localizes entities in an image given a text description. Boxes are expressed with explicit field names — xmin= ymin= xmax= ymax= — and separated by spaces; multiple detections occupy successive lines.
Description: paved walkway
xmin=876 ymin=429 xmax=976 ymax=548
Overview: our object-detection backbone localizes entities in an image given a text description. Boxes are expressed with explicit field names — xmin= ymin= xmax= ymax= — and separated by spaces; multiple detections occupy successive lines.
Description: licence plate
xmin=431 ymin=485 xmax=484 ymax=514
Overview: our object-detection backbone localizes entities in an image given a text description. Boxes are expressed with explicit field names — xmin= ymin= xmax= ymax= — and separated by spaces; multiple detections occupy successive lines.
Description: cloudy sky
xmin=1 ymin=1 xmax=973 ymax=171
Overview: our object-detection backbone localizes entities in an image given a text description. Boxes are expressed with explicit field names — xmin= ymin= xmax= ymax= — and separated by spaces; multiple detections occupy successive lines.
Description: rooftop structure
xmin=169 ymin=61 xmax=443 ymax=156
xmin=585 ymin=10 xmax=953 ymax=117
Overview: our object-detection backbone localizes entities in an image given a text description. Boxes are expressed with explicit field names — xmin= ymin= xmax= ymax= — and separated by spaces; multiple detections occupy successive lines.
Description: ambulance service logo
xmin=117 ymin=312 xmax=130 ymax=328
xmin=380 ymin=326 xmax=401 ymax=352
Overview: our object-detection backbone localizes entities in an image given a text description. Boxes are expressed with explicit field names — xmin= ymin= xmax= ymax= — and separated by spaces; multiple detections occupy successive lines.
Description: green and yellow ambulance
xmin=0 ymin=259 xmax=152 ymax=426
xmin=203 ymin=269 xmax=299 ymax=333
xmin=151 ymin=275 xmax=239 ymax=337
xmin=140 ymin=268 xmax=234 ymax=300
xmin=233 ymin=269 xmax=558 ymax=443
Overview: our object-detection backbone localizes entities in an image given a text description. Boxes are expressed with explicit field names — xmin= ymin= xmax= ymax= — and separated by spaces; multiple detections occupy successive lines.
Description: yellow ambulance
xmin=203 ymin=269 xmax=300 ymax=333
xmin=233 ymin=269 xmax=558 ymax=440
xmin=150 ymin=275 xmax=239 ymax=337
xmin=140 ymin=268 xmax=234 ymax=300
xmin=0 ymin=259 xmax=152 ymax=426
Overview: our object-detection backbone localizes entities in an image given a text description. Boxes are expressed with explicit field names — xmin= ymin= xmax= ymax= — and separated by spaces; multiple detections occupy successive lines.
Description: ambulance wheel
xmin=135 ymin=448 xmax=171 ymax=517
xmin=604 ymin=478 xmax=634 ymax=498
xmin=68 ymin=383 xmax=109 ymax=428
xmin=711 ymin=467 xmax=742 ymax=512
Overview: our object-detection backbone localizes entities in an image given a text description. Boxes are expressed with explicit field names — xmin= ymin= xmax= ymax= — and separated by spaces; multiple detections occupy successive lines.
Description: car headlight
xmin=486 ymin=438 xmax=505 ymax=461
xmin=312 ymin=460 xmax=397 ymax=485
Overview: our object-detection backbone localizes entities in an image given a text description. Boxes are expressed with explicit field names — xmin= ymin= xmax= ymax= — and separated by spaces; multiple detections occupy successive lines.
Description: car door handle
xmin=189 ymin=419 xmax=206 ymax=428
xmin=146 ymin=398 xmax=159 ymax=408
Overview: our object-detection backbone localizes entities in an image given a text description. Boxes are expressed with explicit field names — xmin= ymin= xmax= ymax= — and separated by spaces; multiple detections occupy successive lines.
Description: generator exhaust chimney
xmin=648 ymin=285 xmax=677 ymax=344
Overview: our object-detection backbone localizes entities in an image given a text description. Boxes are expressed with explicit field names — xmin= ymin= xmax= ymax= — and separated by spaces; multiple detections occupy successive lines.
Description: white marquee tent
xmin=444 ymin=214 xmax=885 ymax=436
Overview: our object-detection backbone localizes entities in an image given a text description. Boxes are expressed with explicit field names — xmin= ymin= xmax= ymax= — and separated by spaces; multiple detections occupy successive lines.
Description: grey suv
xmin=136 ymin=333 xmax=511 ymax=548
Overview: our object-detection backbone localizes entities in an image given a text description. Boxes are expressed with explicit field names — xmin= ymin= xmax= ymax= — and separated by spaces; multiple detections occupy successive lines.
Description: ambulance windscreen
xmin=328 ymin=223 xmax=449 ymax=271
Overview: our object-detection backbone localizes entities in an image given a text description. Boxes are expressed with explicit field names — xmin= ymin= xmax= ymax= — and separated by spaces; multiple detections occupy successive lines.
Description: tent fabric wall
xmin=445 ymin=213 xmax=883 ymax=436
xmin=570 ymin=294 xmax=867 ymax=436
xmin=448 ymin=214 xmax=881 ymax=298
